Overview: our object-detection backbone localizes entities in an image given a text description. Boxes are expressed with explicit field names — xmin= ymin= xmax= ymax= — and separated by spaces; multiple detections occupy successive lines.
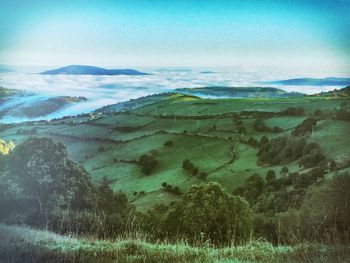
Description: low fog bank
xmin=0 ymin=68 xmax=344 ymax=123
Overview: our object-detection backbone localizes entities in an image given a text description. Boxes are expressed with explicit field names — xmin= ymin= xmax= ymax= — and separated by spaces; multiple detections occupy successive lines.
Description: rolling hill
xmin=266 ymin=77 xmax=350 ymax=86
xmin=40 ymin=65 xmax=150 ymax=75
xmin=1 ymin=90 xmax=349 ymax=210
xmin=176 ymin=86 xmax=303 ymax=98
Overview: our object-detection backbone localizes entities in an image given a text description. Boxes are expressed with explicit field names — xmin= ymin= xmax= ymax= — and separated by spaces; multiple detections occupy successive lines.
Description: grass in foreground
xmin=0 ymin=224 xmax=349 ymax=263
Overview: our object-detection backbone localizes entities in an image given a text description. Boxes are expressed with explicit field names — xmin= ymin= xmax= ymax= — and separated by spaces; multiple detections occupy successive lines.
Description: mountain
xmin=266 ymin=77 xmax=350 ymax=86
xmin=176 ymin=86 xmax=303 ymax=98
xmin=40 ymin=65 xmax=150 ymax=75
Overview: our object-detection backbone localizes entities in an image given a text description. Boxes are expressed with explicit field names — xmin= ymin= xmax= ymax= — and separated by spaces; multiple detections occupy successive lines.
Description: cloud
xmin=0 ymin=68 xmax=345 ymax=122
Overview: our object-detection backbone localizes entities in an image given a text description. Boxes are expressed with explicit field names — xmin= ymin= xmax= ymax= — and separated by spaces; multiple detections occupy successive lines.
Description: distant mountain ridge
xmin=41 ymin=65 xmax=149 ymax=75
xmin=177 ymin=86 xmax=303 ymax=98
xmin=267 ymin=77 xmax=350 ymax=86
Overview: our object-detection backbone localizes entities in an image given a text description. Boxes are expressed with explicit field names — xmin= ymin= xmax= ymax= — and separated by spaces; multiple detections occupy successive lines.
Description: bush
xmin=298 ymin=150 xmax=326 ymax=168
xmin=175 ymin=182 xmax=251 ymax=244
xmin=198 ymin=172 xmax=208 ymax=180
xmin=257 ymin=135 xmax=323 ymax=166
xmin=259 ymin=136 xmax=269 ymax=146
xmin=182 ymin=159 xmax=194 ymax=172
xmin=233 ymin=173 xmax=265 ymax=204
xmin=266 ymin=170 xmax=276 ymax=183
xmin=162 ymin=183 xmax=181 ymax=195
xmin=280 ymin=107 xmax=305 ymax=116
xmin=292 ymin=118 xmax=317 ymax=137
xmin=280 ymin=166 xmax=289 ymax=175
xmin=248 ymin=137 xmax=258 ymax=147
xmin=98 ymin=146 xmax=106 ymax=152
xmin=138 ymin=154 xmax=158 ymax=175
xmin=1 ymin=137 xmax=95 ymax=227
xmin=299 ymin=173 xmax=350 ymax=242
xmin=164 ymin=140 xmax=174 ymax=147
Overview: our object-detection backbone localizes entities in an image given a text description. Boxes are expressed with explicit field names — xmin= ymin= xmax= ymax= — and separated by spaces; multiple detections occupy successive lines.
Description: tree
xmin=4 ymin=137 xmax=94 ymax=226
xmin=259 ymin=136 xmax=269 ymax=146
xmin=97 ymin=177 xmax=114 ymax=214
xmin=198 ymin=171 xmax=208 ymax=180
xmin=182 ymin=159 xmax=194 ymax=172
xmin=266 ymin=170 xmax=276 ymax=183
xmin=177 ymin=182 xmax=251 ymax=244
xmin=164 ymin=140 xmax=174 ymax=147
xmin=299 ymin=173 xmax=350 ymax=242
xmin=328 ymin=160 xmax=337 ymax=171
xmin=138 ymin=154 xmax=158 ymax=175
xmin=280 ymin=166 xmax=289 ymax=175
xmin=233 ymin=173 xmax=265 ymax=204
xmin=248 ymin=137 xmax=258 ymax=147
xmin=292 ymin=117 xmax=317 ymax=136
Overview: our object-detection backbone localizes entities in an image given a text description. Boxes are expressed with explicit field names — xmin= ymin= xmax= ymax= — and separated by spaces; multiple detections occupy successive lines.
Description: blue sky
xmin=0 ymin=0 xmax=349 ymax=72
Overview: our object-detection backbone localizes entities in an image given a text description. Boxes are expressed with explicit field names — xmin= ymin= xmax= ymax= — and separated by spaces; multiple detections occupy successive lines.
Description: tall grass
xmin=1 ymin=224 xmax=349 ymax=263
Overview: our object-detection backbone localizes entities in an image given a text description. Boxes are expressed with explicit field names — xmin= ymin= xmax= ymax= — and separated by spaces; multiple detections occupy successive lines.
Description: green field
xmin=0 ymin=93 xmax=349 ymax=210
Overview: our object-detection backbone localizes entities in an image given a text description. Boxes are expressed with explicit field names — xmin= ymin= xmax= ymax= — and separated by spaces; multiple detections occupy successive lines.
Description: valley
xmin=1 ymin=88 xmax=349 ymax=211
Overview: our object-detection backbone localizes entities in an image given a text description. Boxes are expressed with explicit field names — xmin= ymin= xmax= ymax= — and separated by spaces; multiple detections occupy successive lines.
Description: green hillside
xmin=1 ymin=92 xmax=349 ymax=210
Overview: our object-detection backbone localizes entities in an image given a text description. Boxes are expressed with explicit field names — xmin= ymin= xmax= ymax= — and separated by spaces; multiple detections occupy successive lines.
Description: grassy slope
xmin=0 ymin=94 xmax=349 ymax=210
xmin=1 ymin=224 xmax=349 ymax=263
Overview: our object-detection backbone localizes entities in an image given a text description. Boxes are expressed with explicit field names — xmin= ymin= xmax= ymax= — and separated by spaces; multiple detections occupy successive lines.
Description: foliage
xmin=138 ymin=154 xmax=158 ymax=175
xmin=182 ymin=159 xmax=208 ymax=180
xmin=1 ymin=137 xmax=95 ymax=227
xmin=163 ymin=140 xmax=174 ymax=147
xmin=253 ymin=119 xmax=282 ymax=132
xmin=0 ymin=139 xmax=15 ymax=155
xmin=257 ymin=135 xmax=326 ymax=167
xmin=292 ymin=117 xmax=317 ymax=136
xmin=145 ymin=182 xmax=251 ymax=245
xmin=280 ymin=107 xmax=305 ymax=116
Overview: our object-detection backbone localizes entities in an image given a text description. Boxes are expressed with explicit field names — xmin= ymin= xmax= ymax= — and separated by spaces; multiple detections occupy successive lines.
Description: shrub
xmin=176 ymin=182 xmax=251 ymax=244
xmin=298 ymin=150 xmax=326 ymax=168
xmin=299 ymin=173 xmax=350 ymax=242
xmin=280 ymin=166 xmax=289 ymax=175
xmin=266 ymin=170 xmax=276 ymax=183
xmin=138 ymin=154 xmax=158 ymax=175
xmin=198 ymin=172 xmax=208 ymax=180
xmin=164 ymin=140 xmax=174 ymax=147
xmin=192 ymin=167 xmax=199 ymax=176
xmin=2 ymin=137 xmax=95 ymax=227
xmin=292 ymin=117 xmax=317 ymax=137
xmin=182 ymin=159 xmax=194 ymax=172
xmin=233 ymin=173 xmax=265 ymax=204
xmin=248 ymin=137 xmax=258 ymax=147
xmin=306 ymin=167 xmax=325 ymax=180
xmin=280 ymin=107 xmax=305 ymax=116
xmin=98 ymin=146 xmax=106 ymax=152
xmin=259 ymin=136 xmax=269 ymax=146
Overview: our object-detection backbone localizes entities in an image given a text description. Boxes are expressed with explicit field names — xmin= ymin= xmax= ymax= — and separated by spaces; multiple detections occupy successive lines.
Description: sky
xmin=0 ymin=0 xmax=349 ymax=72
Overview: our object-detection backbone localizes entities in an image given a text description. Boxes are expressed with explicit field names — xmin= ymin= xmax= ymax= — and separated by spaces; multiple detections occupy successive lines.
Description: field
xmin=1 ymin=224 xmax=349 ymax=263
xmin=0 ymin=93 xmax=349 ymax=210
